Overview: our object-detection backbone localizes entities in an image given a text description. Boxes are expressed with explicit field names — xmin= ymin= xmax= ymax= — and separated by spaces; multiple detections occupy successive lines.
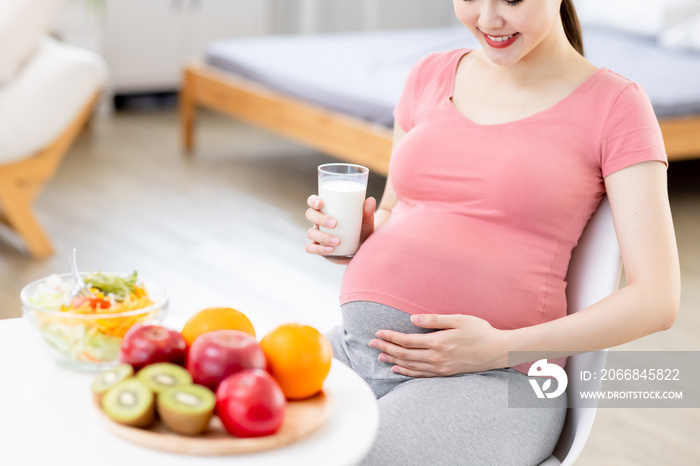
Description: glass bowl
xmin=21 ymin=273 xmax=169 ymax=371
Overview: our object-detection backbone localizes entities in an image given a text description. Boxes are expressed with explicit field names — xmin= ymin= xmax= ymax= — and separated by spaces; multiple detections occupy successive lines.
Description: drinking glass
xmin=317 ymin=163 xmax=370 ymax=259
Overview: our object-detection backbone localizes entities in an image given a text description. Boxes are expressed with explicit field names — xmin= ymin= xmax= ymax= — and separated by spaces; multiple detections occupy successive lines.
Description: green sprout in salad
xmin=84 ymin=271 xmax=138 ymax=302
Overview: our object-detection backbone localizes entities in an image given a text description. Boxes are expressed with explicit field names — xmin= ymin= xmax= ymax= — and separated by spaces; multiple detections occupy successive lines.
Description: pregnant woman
xmin=305 ymin=1 xmax=680 ymax=464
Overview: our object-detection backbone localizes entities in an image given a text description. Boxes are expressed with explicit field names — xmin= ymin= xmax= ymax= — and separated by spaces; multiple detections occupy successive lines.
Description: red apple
xmin=216 ymin=369 xmax=286 ymax=438
xmin=119 ymin=324 xmax=187 ymax=371
xmin=186 ymin=330 xmax=266 ymax=391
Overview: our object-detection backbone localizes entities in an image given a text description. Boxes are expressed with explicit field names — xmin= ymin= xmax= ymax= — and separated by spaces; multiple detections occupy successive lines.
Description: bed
xmin=181 ymin=26 xmax=700 ymax=176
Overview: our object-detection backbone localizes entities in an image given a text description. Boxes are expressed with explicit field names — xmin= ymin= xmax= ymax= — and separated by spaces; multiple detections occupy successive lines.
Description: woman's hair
xmin=560 ymin=0 xmax=584 ymax=56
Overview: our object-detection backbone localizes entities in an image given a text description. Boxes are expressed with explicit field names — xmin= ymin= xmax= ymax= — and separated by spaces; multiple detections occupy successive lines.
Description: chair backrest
xmin=540 ymin=196 xmax=622 ymax=466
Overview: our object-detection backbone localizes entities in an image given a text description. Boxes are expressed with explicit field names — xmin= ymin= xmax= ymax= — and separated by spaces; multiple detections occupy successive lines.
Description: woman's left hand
xmin=368 ymin=314 xmax=508 ymax=377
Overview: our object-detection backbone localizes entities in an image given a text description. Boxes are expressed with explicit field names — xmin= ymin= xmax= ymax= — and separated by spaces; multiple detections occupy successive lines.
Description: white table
xmin=0 ymin=317 xmax=379 ymax=466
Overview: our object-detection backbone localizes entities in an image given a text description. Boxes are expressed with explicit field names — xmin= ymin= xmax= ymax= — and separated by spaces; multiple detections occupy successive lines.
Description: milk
xmin=319 ymin=180 xmax=367 ymax=257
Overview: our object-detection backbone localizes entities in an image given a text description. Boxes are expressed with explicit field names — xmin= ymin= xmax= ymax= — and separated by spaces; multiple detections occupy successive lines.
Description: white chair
xmin=538 ymin=196 xmax=623 ymax=465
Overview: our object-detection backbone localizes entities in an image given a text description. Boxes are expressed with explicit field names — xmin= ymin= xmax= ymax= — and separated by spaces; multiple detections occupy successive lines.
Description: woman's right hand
xmin=305 ymin=195 xmax=376 ymax=264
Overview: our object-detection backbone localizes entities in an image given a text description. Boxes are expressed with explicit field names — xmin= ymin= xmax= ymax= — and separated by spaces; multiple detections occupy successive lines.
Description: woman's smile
xmin=483 ymin=31 xmax=520 ymax=48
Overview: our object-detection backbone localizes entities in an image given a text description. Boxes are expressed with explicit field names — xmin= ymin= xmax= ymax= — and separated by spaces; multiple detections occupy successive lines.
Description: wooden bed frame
xmin=0 ymin=92 xmax=100 ymax=259
xmin=181 ymin=61 xmax=700 ymax=176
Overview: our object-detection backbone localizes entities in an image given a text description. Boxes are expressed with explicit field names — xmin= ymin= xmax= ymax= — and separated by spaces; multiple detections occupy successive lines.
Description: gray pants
xmin=326 ymin=301 xmax=567 ymax=466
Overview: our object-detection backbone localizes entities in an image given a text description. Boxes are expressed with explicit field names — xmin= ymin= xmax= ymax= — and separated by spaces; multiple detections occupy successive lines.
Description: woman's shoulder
xmin=421 ymin=48 xmax=469 ymax=63
xmin=409 ymin=48 xmax=470 ymax=77
xmin=590 ymin=68 xmax=652 ymax=106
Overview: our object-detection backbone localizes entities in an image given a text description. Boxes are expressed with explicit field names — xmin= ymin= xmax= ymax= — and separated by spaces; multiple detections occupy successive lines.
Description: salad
xmin=27 ymin=272 xmax=157 ymax=364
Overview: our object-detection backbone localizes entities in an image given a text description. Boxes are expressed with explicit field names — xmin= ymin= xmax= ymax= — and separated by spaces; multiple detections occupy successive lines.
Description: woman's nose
xmin=477 ymin=3 xmax=506 ymax=31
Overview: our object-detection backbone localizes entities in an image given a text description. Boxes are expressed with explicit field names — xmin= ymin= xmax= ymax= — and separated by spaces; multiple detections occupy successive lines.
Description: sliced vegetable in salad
xmin=27 ymin=272 xmax=160 ymax=365
xmin=40 ymin=271 xmax=153 ymax=314
xmin=84 ymin=271 xmax=139 ymax=303
xmin=39 ymin=322 xmax=123 ymax=363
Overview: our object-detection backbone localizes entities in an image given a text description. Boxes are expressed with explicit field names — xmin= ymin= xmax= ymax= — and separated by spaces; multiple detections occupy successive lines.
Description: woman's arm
xmin=369 ymin=160 xmax=681 ymax=376
xmin=504 ymin=160 xmax=680 ymax=364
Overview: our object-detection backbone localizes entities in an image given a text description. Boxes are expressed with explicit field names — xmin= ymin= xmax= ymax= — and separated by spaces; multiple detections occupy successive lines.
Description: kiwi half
xmin=157 ymin=384 xmax=216 ymax=435
xmin=101 ymin=378 xmax=155 ymax=428
xmin=136 ymin=363 xmax=192 ymax=395
xmin=92 ymin=364 xmax=134 ymax=405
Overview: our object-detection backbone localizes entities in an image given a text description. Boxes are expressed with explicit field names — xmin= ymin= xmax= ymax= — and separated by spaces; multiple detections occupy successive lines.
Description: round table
xmin=0 ymin=317 xmax=378 ymax=465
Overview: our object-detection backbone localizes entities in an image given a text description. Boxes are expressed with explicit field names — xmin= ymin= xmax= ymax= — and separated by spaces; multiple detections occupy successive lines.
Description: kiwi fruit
xmin=101 ymin=378 xmax=155 ymax=428
xmin=157 ymin=384 xmax=216 ymax=435
xmin=92 ymin=364 xmax=134 ymax=404
xmin=136 ymin=363 xmax=192 ymax=395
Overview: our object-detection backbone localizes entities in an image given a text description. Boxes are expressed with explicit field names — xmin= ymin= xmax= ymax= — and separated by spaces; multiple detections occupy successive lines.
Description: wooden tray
xmin=95 ymin=391 xmax=332 ymax=456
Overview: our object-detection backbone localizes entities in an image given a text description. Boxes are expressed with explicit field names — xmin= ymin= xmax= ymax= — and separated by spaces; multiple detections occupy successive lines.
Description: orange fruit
xmin=181 ymin=307 xmax=255 ymax=347
xmin=260 ymin=323 xmax=333 ymax=400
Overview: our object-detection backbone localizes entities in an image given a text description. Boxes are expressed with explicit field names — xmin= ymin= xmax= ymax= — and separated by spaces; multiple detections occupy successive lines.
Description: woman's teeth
xmin=486 ymin=33 xmax=516 ymax=42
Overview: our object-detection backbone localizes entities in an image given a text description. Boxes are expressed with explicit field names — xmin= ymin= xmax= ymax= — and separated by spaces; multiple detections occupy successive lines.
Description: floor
xmin=0 ymin=105 xmax=698 ymax=465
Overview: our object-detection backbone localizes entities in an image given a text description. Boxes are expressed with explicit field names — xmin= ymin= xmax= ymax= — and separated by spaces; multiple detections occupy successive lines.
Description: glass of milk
xmin=317 ymin=163 xmax=370 ymax=259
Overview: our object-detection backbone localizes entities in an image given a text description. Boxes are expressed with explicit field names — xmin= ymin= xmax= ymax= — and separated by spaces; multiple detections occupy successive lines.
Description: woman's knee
xmin=360 ymin=375 xmax=566 ymax=465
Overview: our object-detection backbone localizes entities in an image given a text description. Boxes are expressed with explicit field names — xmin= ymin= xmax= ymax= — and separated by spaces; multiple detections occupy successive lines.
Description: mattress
xmin=205 ymin=26 xmax=700 ymax=127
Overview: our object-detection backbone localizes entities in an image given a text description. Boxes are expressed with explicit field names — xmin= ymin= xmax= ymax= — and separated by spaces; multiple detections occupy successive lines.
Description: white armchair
xmin=0 ymin=0 xmax=107 ymax=258
xmin=539 ymin=196 xmax=623 ymax=465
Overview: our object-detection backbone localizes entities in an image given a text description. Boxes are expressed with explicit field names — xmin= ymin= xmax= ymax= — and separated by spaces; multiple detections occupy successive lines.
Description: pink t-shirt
xmin=340 ymin=49 xmax=667 ymax=355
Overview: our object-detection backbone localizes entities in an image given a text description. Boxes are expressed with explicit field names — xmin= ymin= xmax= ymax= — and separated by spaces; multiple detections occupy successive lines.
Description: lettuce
xmin=84 ymin=271 xmax=138 ymax=302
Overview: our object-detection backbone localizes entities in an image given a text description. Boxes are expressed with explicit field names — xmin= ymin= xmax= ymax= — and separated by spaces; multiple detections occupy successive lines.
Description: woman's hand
xmin=305 ymin=194 xmax=376 ymax=264
xmin=368 ymin=314 xmax=508 ymax=377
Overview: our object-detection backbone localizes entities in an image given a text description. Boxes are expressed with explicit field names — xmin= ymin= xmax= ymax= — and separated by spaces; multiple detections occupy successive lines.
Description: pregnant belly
xmin=340 ymin=206 xmax=567 ymax=330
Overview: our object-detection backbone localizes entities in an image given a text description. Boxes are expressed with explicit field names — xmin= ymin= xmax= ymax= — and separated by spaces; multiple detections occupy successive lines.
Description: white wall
xmin=50 ymin=0 xmax=461 ymax=93
xmin=53 ymin=0 xmax=460 ymax=48
xmin=272 ymin=0 xmax=459 ymax=34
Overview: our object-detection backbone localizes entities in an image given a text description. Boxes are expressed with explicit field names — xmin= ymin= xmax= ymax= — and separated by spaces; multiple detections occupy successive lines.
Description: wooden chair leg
xmin=0 ymin=183 xmax=54 ymax=258
xmin=0 ymin=91 xmax=100 ymax=259
xmin=82 ymin=112 xmax=94 ymax=133
xmin=181 ymin=66 xmax=196 ymax=154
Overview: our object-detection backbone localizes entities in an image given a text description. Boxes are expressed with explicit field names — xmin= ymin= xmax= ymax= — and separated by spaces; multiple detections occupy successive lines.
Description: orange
xmin=260 ymin=323 xmax=333 ymax=400
xmin=181 ymin=307 xmax=255 ymax=347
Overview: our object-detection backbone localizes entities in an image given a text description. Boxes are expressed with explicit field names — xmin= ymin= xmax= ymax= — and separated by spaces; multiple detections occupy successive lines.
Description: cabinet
xmin=52 ymin=0 xmax=272 ymax=94
xmin=51 ymin=0 xmax=455 ymax=94
xmin=103 ymin=0 xmax=272 ymax=93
